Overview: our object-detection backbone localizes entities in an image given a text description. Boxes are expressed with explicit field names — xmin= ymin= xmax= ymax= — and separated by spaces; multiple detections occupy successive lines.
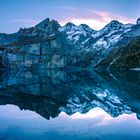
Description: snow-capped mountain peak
xmin=58 ymin=22 xmax=96 ymax=45
xmin=65 ymin=22 xmax=76 ymax=27
xmin=105 ymin=20 xmax=123 ymax=30
xmin=78 ymin=24 xmax=96 ymax=34
xmin=91 ymin=20 xmax=124 ymax=39
xmin=58 ymin=22 xmax=76 ymax=32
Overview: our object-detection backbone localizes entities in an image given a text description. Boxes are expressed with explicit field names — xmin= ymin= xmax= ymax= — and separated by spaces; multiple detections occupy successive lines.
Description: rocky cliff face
xmin=0 ymin=18 xmax=68 ymax=69
xmin=0 ymin=18 xmax=140 ymax=70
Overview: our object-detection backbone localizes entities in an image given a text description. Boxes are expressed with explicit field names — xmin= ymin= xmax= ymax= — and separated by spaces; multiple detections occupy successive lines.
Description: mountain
xmin=95 ymin=37 xmax=140 ymax=70
xmin=0 ymin=18 xmax=140 ymax=70
xmin=0 ymin=18 xmax=68 ymax=69
xmin=59 ymin=22 xmax=96 ymax=45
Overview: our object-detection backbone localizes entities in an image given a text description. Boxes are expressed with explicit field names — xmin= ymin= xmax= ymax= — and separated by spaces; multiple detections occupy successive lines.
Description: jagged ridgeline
xmin=0 ymin=18 xmax=140 ymax=70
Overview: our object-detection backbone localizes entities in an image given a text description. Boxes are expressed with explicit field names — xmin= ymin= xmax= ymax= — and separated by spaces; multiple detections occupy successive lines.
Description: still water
xmin=0 ymin=70 xmax=140 ymax=140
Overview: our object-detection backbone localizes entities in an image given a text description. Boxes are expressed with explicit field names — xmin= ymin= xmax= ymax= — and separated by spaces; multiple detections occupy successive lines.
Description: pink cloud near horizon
xmin=58 ymin=7 xmax=135 ymax=30
xmin=3 ymin=8 xmax=136 ymax=31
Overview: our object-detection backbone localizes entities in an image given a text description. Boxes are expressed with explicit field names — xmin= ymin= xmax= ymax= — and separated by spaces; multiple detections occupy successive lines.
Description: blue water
xmin=0 ymin=70 xmax=140 ymax=140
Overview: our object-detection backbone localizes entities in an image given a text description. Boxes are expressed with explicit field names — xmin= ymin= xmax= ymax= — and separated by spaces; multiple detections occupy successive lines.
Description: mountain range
xmin=0 ymin=18 xmax=140 ymax=70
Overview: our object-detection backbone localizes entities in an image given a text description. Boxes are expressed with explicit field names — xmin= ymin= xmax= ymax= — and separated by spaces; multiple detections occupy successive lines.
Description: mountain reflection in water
xmin=0 ymin=70 xmax=140 ymax=139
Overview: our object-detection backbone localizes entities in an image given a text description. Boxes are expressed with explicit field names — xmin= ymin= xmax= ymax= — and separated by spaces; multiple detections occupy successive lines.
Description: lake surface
xmin=0 ymin=69 xmax=140 ymax=140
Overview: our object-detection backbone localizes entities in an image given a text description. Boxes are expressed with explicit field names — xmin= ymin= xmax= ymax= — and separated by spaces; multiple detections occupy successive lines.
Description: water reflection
xmin=0 ymin=105 xmax=140 ymax=140
xmin=0 ymin=70 xmax=140 ymax=120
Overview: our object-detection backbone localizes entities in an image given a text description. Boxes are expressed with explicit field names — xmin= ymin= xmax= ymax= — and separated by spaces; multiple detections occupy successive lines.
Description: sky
xmin=0 ymin=0 xmax=140 ymax=33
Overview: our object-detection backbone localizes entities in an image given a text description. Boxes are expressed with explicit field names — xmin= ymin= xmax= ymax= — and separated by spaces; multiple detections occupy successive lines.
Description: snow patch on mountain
xmin=59 ymin=22 xmax=96 ymax=45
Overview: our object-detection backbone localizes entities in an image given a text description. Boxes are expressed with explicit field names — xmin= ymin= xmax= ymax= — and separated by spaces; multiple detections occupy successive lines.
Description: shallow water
xmin=0 ymin=70 xmax=140 ymax=140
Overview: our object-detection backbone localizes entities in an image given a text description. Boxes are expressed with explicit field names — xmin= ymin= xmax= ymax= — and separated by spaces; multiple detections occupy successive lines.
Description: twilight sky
xmin=0 ymin=0 xmax=140 ymax=33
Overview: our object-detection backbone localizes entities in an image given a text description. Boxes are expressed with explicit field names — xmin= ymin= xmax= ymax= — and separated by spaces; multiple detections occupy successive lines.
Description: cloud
xmin=60 ymin=19 xmax=106 ymax=30
xmin=0 ymin=7 xmax=136 ymax=31
xmin=0 ymin=19 xmax=39 ymax=27
xmin=10 ymin=19 xmax=38 ymax=24
xmin=57 ymin=7 xmax=135 ymax=30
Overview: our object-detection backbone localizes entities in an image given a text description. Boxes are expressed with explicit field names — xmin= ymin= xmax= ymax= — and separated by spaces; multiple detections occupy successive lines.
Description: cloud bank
xmin=58 ymin=7 xmax=135 ymax=30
